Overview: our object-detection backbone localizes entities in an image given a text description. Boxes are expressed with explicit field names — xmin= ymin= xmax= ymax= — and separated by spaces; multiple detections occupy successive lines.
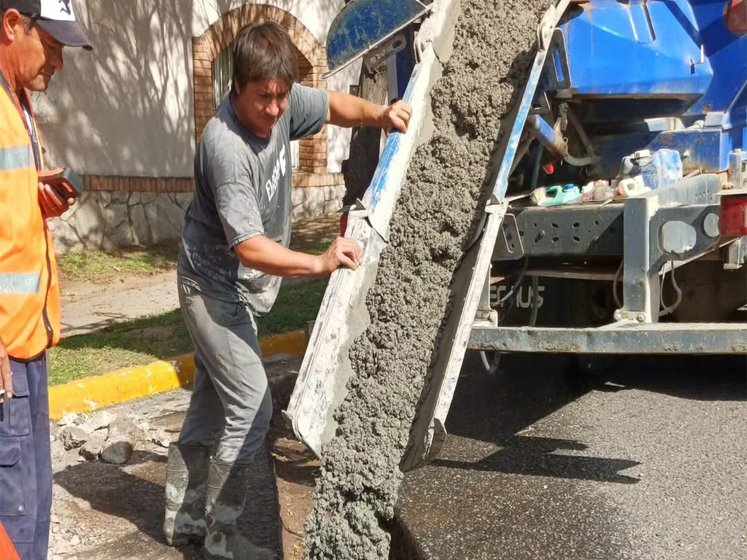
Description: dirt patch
xmin=50 ymin=359 xmax=309 ymax=560
xmin=304 ymin=1 xmax=551 ymax=557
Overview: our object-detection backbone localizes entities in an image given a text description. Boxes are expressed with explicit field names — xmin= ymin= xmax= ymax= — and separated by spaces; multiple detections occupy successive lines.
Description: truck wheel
xmin=562 ymin=280 xmax=618 ymax=376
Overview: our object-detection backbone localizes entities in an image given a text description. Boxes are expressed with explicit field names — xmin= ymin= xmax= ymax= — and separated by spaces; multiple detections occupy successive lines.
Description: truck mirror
xmin=726 ymin=0 xmax=747 ymax=35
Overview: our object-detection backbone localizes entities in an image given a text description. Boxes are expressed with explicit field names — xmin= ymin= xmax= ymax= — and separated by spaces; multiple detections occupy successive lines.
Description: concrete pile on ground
xmin=52 ymin=410 xmax=171 ymax=469
xmin=304 ymin=0 xmax=551 ymax=558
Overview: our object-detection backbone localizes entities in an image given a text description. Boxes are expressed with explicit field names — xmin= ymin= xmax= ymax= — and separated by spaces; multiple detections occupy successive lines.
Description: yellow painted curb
xmin=48 ymin=329 xmax=307 ymax=420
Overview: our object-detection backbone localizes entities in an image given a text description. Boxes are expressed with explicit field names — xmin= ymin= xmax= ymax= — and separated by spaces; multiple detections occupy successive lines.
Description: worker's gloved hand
xmin=318 ymin=236 xmax=362 ymax=275
xmin=38 ymin=168 xmax=75 ymax=218
xmin=0 ymin=338 xmax=12 ymax=404
xmin=379 ymin=100 xmax=412 ymax=134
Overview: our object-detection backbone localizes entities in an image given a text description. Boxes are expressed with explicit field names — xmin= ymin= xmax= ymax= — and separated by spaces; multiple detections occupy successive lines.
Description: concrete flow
xmin=305 ymin=0 xmax=552 ymax=557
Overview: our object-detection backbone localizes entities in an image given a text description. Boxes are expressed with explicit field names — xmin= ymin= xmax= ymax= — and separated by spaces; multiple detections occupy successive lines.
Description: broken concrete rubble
xmin=80 ymin=430 xmax=109 ymax=461
xmin=52 ymin=409 xmax=170 ymax=465
xmin=101 ymin=441 xmax=134 ymax=465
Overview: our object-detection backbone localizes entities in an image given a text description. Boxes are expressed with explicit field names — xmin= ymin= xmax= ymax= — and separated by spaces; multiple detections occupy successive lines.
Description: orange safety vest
xmin=0 ymin=521 xmax=20 ymax=560
xmin=0 ymin=78 xmax=61 ymax=360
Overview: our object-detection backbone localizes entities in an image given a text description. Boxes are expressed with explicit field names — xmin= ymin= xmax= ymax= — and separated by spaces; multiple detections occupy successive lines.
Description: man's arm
xmin=234 ymin=235 xmax=362 ymax=277
xmin=326 ymin=90 xmax=412 ymax=133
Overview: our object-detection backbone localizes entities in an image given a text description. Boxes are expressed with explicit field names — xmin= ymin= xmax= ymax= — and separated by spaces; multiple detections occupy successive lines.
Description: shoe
xmin=203 ymin=460 xmax=275 ymax=560
xmin=163 ymin=443 xmax=210 ymax=545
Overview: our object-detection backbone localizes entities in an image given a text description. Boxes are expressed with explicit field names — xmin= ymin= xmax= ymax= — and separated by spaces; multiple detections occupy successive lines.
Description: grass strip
xmin=57 ymin=243 xmax=179 ymax=283
xmin=48 ymin=278 xmax=328 ymax=385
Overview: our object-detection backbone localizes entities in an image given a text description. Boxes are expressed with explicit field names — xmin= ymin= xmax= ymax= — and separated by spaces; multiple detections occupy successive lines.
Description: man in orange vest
xmin=0 ymin=1 xmax=91 ymax=558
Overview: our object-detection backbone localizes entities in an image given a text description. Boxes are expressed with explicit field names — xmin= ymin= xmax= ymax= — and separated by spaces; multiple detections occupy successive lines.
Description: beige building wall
xmin=40 ymin=0 xmax=362 ymax=251
xmin=41 ymin=0 xmax=358 ymax=177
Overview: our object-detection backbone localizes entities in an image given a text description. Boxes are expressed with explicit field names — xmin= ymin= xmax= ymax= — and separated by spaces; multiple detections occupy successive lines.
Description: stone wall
xmin=51 ymin=179 xmax=345 ymax=253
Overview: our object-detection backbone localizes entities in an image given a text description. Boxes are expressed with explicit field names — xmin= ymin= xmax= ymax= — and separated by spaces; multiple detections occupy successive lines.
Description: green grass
xmin=48 ymin=278 xmax=328 ymax=386
xmin=57 ymin=243 xmax=179 ymax=283
xmin=258 ymin=278 xmax=327 ymax=335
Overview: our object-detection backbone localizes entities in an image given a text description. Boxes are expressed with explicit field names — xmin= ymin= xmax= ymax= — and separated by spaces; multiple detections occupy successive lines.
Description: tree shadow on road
xmin=53 ymin=447 xmax=281 ymax=560
xmin=429 ymin=353 xmax=641 ymax=484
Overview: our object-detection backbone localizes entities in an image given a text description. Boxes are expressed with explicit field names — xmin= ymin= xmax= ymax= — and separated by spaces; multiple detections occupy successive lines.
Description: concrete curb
xmin=48 ymin=329 xmax=307 ymax=420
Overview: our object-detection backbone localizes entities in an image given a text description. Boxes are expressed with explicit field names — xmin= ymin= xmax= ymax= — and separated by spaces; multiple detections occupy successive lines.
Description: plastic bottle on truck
xmin=614 ymin=175 xmax=651 ymax=198
xmin=537 ymin=183 xmax=581 ymax=207
xmin=580 ymin=179 xmax=615 ymax=202
xmin=618 ymin=148 xmax=683 ymax=190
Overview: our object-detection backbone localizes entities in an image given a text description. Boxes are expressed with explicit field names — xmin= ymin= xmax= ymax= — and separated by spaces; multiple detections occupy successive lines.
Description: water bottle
xmin=618 ymin=149 xmax=682 ymax=190
xmin=580 ymin=180 xmax=615 ymax=202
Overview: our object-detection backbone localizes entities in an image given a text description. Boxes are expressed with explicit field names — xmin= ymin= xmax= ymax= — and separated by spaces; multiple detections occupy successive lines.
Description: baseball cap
xmin=1 ymin=0 xmax=93 ymax=50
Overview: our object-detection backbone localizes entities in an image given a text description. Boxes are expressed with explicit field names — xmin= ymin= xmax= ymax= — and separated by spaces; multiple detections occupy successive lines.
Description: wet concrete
xmin=391 ymin=354 xmax=747 ymax=560
xmin=305 ymin=0 xmax=551 ymax=557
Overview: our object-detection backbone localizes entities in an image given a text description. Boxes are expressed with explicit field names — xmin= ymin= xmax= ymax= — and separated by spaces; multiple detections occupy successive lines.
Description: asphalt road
xmin=393 ymin=353 xmax=747 ymax=560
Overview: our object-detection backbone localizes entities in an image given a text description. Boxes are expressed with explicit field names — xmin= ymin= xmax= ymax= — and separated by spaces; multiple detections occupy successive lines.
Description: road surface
xmin=393 ymin=353 xmax=747 ymax=560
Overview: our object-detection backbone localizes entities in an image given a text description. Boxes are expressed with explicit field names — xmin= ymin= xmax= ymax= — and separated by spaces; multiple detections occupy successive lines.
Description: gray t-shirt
xmin=178 ymin=83 xmax=328 ymax=314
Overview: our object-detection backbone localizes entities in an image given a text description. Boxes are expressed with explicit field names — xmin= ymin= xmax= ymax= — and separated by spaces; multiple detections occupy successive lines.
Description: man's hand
xmin=378 ymin=100 xmax=412 ymax=134
xmin=38 ymin=169 xmax=75 ymax=218
xmin=317 ymin=237 xmax=363 ymax=275
xmin=0 ymin=338 xmax=12 ymax=404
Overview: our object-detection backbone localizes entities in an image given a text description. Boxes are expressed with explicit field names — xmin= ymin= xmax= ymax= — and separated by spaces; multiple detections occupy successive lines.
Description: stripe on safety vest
xmin=0 ymin=145 xmax=32 ymax=171
xmin=0 ymin=272 xmax=41 ymax=294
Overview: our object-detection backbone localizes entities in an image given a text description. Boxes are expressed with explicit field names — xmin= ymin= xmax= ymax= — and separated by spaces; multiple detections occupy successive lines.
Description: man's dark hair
xmin=232 ymin=21 xmax=298 ymax=92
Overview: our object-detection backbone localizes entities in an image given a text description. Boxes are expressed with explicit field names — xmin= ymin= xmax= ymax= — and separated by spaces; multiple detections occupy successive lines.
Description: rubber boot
xmin=204 ymin=460 xmax=275 ymax=560
xmin=163 ymin=443 xmax=211 ymax=546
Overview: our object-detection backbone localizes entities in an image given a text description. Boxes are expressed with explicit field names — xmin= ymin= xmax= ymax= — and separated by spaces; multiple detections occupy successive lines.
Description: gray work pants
xmin=176 ymin=279 xmax=272 ymax=465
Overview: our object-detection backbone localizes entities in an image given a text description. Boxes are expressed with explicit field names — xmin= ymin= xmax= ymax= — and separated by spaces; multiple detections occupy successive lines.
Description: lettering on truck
xmin=493 ymin=284 xmax=545 ymax=309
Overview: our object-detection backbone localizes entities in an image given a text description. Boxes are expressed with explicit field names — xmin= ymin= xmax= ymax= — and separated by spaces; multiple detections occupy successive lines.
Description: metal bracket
xmin=614 ymin=175 xmax=722 ymax=324
xmin=364 ymin=32 xmax=407 ymax=72
xmin=537 ymin=0 xmax=571 ymax=51
xmin=724 ymin=236 xmax=747 ymax=270
xmin=728 ymin=150 xmax=747 ymax=190
xmin=493 ymin=213 xmax=525 ymax=260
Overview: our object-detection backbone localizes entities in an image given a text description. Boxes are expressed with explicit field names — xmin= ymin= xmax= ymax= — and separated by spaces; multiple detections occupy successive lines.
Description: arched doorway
xmin=192 ymin=4 xmax=330 ymax=175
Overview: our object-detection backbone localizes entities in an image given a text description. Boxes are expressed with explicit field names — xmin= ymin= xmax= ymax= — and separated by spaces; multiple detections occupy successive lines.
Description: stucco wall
xmin=40 ymin=0 xmax=361 ymax=177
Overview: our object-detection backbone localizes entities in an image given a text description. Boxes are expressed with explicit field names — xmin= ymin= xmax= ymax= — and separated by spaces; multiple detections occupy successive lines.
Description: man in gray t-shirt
xmin=179 ymin=82 xmax=328 ymax=314
xmin=163 ymin=21 xmax=411 ymax=560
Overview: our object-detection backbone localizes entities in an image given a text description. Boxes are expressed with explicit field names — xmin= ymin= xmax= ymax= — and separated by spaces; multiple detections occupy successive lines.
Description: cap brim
xmin=36 ymin=20 xmax=93 ymax=50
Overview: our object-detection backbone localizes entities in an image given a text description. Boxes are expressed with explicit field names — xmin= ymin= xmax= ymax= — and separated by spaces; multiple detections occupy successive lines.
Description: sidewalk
xmin=60 ymin=270 xmax=178 ymax=337
xmin=53 ymin=274 xmax=307 ymax=419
